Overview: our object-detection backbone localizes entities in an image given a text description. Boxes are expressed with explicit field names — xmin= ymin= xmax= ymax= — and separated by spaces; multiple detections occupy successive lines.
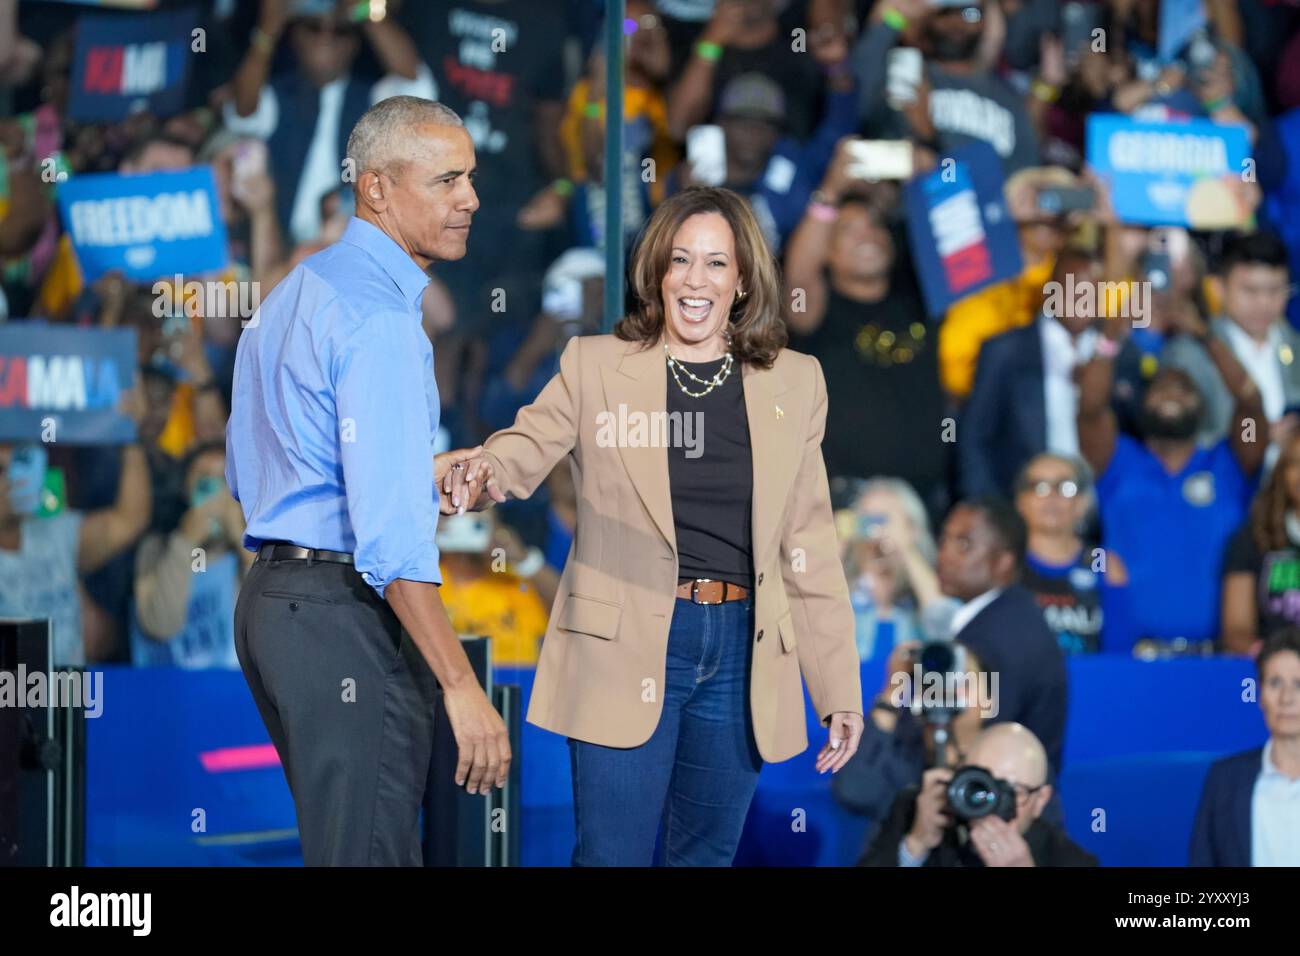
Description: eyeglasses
xmin=1020 ymin=478 xmax=1081 ymax=499
xmin=1013 ymin=782 xmax=1046 ymax=802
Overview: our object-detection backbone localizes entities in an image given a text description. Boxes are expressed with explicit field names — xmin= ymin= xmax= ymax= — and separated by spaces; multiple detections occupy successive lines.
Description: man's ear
xmin=356 ymin=170 xmax=388 ymax=214
xmin=1030 ymin=784 xmax=1052 ymax=820
xmin=994 ymin=548 xmax=1017 ymax=584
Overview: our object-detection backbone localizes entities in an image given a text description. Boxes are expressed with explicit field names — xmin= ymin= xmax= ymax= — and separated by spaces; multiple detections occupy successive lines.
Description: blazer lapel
xmin=600 ymin=341 xmax=676 ymax=552
xmin=599 ymin=340 xmax=801 ymax=562
xmin=743 ymin=359 xmax=798 ymax=562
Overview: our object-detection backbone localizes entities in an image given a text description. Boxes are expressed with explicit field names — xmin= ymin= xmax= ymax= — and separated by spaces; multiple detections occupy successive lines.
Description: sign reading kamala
xmin=57 ymin=166 xmax=228 ymax=283
xmin=1086 ymin=114 xmax=1252 ymax=228
xmin=68 ymin=6 xmax=194 ymax=122
xmin=0 ymin=323 xmax=138 ymax=445
xmin=904 ymin=141 xmax=1023 ymax=317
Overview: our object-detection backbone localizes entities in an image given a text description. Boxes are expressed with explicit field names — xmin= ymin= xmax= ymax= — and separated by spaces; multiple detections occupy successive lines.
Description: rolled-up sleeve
xmin=333 ymin=311 xmax=440 ymax=597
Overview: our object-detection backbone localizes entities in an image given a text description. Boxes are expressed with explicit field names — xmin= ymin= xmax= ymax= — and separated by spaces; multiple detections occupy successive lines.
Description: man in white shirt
xmin=1164 ymin=231 xmax=1297 ymax=447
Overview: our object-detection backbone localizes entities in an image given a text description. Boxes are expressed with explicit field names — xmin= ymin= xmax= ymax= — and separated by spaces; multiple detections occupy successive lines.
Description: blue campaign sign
xmin=57 ymin=166 xmax=229 ymax=283
xmin=1086 ymin=113 xmax=1252 ymax=227
xmin=0 ymin=323 xmax=138 ymax=445
xmin=1157 ymin=0 xmax=1207 ymax=63
xmin=904 ymin=141 xmax=1023 ymax=317
xmin=68 ymin=7 xmax=195 ymax=122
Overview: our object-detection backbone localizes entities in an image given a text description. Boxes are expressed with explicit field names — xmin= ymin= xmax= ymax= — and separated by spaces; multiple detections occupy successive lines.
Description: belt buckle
xmin=691 ymin=578 xmax=723 ymax=605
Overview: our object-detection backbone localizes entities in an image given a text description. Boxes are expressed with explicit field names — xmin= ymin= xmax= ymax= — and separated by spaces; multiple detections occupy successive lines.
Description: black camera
xmin=946 ymin=765 xmax=1016 ymax=822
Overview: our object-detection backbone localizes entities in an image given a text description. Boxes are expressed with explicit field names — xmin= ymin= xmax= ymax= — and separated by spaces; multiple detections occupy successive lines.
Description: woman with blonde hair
xmin=450 ymin=186 xmax=864 ymax=865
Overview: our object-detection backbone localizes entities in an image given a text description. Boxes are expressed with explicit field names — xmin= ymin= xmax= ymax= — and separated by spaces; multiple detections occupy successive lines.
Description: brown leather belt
xmin=676 ymin=578 xmax=749 ymax=604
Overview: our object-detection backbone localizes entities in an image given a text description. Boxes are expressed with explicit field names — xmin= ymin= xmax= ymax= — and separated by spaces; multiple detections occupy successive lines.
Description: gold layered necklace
xmin=664 ymin=341 xmax=735 ymax=398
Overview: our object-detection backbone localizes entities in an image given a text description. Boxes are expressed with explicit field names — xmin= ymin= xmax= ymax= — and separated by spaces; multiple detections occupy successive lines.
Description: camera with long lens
xmin=946 ymin=765 xmax=1017 ymax=822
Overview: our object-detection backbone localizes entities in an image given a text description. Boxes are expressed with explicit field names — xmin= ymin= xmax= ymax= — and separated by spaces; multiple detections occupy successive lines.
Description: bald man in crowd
xmin=226 ymin=97 xmax=510 ymax=865
xmin=859 ymin=723 xmax=1097 ymax=867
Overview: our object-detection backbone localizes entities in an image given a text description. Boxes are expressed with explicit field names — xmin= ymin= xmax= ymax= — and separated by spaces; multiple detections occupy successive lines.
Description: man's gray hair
xmin=346 ymin=96 xmax=463 ymax=181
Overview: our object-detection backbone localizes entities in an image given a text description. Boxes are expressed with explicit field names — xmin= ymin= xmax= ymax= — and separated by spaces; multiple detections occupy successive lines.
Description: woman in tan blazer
xmin=451 ymin=186 xmax=863 ymax=865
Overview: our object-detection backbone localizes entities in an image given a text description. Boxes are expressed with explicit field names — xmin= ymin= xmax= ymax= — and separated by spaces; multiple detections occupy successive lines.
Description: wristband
xmin=1202 ymin=96 xmax=1229 ymax=113
xmin=514 ymin=547 xmax=545 ymax=579
xmin=251 ymin=26 xmax=277 ymax=55
xmin=551 ymin=177 xmax=574 ymax=198
xmin=583 ymin=100 xmax=604 ymax=120
xmin=1094 ymin=335 xmax=1120 ymax=359
xmin=808 ymin=200 xmax=838 ymax=223
xmin=881 ymin=7 xmax=908 ymax=32
xmin=1031 ymin=80 xmax=1060 ymax=103
xmin=695 ymin=40 xmax=723 ymax=62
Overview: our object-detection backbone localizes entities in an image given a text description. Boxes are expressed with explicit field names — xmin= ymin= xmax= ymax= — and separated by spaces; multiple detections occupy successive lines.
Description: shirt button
xmin=757 ymin=573 xmax=764 ymax=585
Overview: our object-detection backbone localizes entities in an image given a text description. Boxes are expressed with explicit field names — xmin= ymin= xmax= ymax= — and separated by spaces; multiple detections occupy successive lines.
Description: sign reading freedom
xmin=0 ymin=323 xmax=138 ymax=445
xmin=56 ymin=166 xmax=229 ymax=283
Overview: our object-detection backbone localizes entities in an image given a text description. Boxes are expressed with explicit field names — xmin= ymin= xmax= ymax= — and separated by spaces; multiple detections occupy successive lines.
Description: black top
xmin=665 ymin=354 xmax=754 ymax=589
xmin=786 ymin=284 xmax=948 ymax=498
xmin=1223 ymin=525 xmax=1300 ymax=639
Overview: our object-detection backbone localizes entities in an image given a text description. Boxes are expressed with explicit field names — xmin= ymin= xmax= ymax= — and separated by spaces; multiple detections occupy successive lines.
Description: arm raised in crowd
xmin=78 ymin=442 xmax=151 ymax=575
xmin=359 ymin=2 xmax=421 ymax=81
xmin=666 ymin=0 xmax=747 ymax=141
xmin=1076 ymin=326 xmax=1123 ymax=479
xmin=231 ymin=0 xmax=290 ymax=119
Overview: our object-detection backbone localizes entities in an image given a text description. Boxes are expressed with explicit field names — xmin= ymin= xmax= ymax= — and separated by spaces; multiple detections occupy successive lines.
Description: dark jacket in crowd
xmin=953 ymin=584 xmax=1069 ymax=775
xmin=1189 ymin=747 xmax=1263 ymax=867
xmin=858 ymin=784 xmax=1098 ymax=867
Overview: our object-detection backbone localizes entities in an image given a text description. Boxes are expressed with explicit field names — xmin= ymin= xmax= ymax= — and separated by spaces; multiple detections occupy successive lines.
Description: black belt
xmin=257 ymin=542 xmax=354 ymax=565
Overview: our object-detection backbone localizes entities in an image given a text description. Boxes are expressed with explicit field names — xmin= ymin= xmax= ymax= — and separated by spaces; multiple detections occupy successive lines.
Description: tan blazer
xmin=481 ymin=333 xmax=862 ymax=763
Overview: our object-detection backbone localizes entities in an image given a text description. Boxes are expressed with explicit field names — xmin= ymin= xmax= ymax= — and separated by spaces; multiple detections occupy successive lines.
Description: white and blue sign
xmin=0 ymin=323 xmax=138 ymax=445
xmin=68 ymin=7 xmax=195 ymax=122
xmin=904 ymin=141 xmax=1023 ymax=317
xmin=1086 ymin=114 xmax=1252 ymax=227
xmin=57 ymin=166 xmax=229 ymax=283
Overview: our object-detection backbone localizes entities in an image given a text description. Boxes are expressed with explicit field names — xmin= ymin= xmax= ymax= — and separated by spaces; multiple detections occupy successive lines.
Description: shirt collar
xmin=339 ymin=216 xmax=431 ymax=311
xmin=951 ymin=588 xmax=1002 ymax=636
xmin=1223 ymin=318 xmax=1281 ymax=354
xmin=1260 ymin=740 xmax=1290 ymax=782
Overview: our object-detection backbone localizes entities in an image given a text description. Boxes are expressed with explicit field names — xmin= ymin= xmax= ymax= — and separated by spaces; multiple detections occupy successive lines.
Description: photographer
xmin=832 ymin=636 xmax=988 ymax=839
xmin=859 ymin=722 xmax=1097 ymax=867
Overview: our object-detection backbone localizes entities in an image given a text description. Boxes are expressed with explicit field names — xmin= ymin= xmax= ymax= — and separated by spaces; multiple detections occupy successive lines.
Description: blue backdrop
xmin=85 ymin=656 xmax=1265 ymax=866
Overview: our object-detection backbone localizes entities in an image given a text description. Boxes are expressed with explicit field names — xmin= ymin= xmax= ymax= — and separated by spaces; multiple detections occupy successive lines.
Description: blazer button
xmin=757 ymin=572 xmax=764 ymax=585
xmin=756 ymin=628 xmax=764 ymax=642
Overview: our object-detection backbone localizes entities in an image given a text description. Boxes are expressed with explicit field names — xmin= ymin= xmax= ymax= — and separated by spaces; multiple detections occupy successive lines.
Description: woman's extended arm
xmin=474 ymin=334 xmax=585 ymax=501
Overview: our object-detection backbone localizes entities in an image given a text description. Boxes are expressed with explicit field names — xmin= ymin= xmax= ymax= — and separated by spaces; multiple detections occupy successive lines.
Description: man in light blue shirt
xmin=227 ymin=96 xmax=510 ymax=866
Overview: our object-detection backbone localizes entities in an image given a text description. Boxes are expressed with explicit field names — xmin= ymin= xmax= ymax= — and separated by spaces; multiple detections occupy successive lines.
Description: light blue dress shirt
xmin=1251 ymin=740 xmax=1300 ymax=867
xmin=226 ymin=216 xmax=440 ymax=597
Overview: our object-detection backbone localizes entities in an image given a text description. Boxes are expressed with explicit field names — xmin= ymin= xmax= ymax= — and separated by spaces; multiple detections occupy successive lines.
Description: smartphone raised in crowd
xmin=846 ymin=140 xmax=914 ymax=181
xmin=1035 ymin=186 xmax=1096 ymax=216
xmin=685 ymin=124 xmax=727 ymax=187
xmin=885 ymin=47 xmax=923 ymax=109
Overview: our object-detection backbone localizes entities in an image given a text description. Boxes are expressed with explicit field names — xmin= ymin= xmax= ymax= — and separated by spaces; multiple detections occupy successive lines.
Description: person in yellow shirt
xmin=939 ymin=167 xmax=1083 ymax=400
xmin=436 ymin=512 xmax=558 ymax=668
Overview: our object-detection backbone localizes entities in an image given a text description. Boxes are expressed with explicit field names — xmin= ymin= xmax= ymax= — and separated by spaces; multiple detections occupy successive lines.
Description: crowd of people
xmin=2 ymin=0 xmax=1299 ymax=865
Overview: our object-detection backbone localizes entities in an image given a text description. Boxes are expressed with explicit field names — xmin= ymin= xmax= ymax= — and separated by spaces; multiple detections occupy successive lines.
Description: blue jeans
xmin=569 ymin=594 xmax=763 ymax=866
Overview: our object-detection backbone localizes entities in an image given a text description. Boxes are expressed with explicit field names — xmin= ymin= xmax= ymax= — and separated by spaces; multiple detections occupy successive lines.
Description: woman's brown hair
xmin=1250 ymin=431 xmax=1300 ymax=554
xmin=616 ymin=186 xmax=787 ymax=368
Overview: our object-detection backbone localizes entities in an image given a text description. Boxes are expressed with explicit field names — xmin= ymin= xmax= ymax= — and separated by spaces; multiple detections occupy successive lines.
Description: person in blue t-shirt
xmin=1014 ymin=452 xmax=1135 ymax=655
xmin=1078 ymin=306 xmax=1268 ymax=654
